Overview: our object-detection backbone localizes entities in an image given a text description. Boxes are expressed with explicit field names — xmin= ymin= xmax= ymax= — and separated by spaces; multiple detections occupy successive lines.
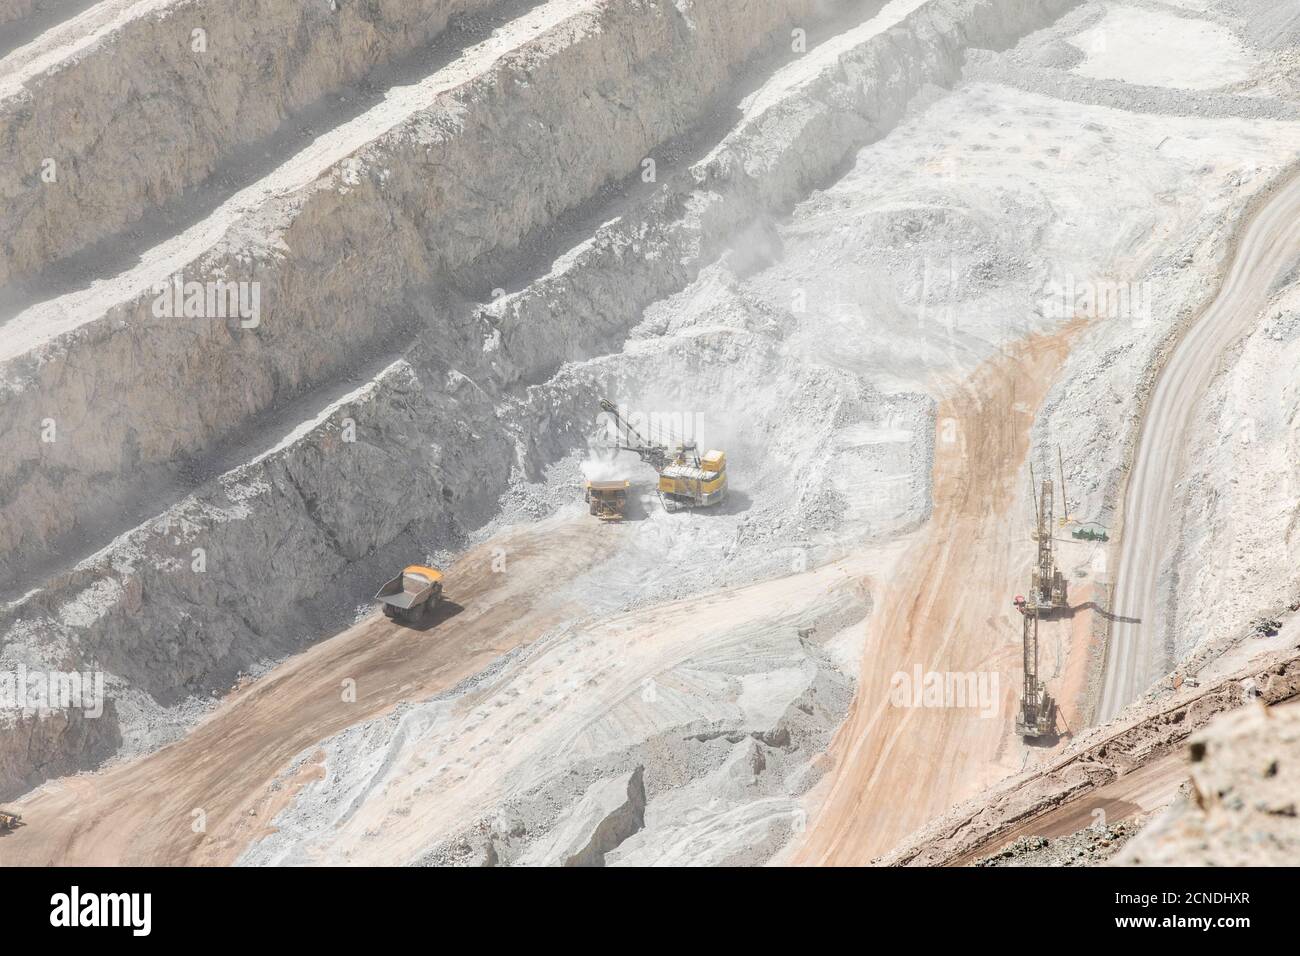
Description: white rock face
xmin=9 ymin=0 xmax=1300 ymax=870
xmin=516 ymin=768 xmax=646 ymax=867
xmin=238 ymin=566 xmax=865 ymax=867
xmin=1069 ymin=6 xmax=1254 ymax=91
xmin=1159 ymin=283 xmax=1300 ymax=671
xmin=0 ymin=0 xmax=833 ymax=590
xmin=1115 ymin=701 xmax=1300 ymax=867
xmin=3 ymin=0 xmax=1082 ymax=798
xmin=0 ymin=0 xmax=500 ymax=288
xmin=0 ymin=0 xmax=35 ymax=29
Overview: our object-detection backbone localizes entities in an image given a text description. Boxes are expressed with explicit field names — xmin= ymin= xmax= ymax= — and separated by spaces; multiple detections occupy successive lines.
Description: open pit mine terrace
xmin=0 ymin=0 xmax=1298 ymax=896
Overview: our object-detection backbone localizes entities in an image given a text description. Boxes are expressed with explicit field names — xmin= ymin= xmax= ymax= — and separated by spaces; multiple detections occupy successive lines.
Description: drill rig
xmin=1014 ymin=466 xmax=1067 ymax=739
xmin=597 ymin=399 xmax=727 ymax=511
xmin=1029 ymin=470 xmax=1069 ymax=613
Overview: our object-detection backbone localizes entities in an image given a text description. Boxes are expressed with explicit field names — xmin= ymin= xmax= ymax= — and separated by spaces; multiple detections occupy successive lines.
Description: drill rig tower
xmin=1015 ymin=468 xmax=1066 ymax=739
xmin=1015 ymin=610 xmax=1055 ymax=738
xmin=1029 ymin=473 xmax=1068 ymax=614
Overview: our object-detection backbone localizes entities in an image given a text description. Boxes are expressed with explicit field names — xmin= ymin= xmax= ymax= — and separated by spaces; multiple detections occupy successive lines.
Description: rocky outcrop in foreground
xmin=1114 ymin=700 xmax=1300 ymax=866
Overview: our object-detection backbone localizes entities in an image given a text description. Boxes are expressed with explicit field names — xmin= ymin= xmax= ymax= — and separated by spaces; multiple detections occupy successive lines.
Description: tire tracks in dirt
xmin=0 ymin=515 xmax=620 ymax=865
xmin=795 ymin=321 xmax=1089 ymax=865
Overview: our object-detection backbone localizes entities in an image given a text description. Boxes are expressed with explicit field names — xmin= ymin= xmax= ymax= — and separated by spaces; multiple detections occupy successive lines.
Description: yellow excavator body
xmin=596 ymin=398 xmax=728 ymax=511
xmin=658 ymin=448 xmax=727 ymax=507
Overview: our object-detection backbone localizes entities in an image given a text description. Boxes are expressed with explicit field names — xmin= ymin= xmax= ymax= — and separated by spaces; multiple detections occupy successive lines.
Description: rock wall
xmin=0 ymin=0 xmax=831 ymax=588
xmin=0 ymin=0 xmax=37 ymax=27
xmin=0 ymin=0 xmax=1081 ymax=798
xmin=0 ymin=0 xmax=499 ymax=287
xmin=1114 ymin=700 xmax=1300 ymax=866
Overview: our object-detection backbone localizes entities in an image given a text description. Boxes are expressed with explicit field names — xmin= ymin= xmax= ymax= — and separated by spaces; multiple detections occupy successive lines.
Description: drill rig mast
xmin=1015 ymin=464 xmax=1067 ymax=739
xmin=1029 ymin=470 xmax=1068 ymax=614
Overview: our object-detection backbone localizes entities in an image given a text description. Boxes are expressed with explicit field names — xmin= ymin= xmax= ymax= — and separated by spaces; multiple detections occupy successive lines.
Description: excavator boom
xmin=599 ymin=398 xmax=669 ymax=471
xmin=595 ymin=397 xmax=728 ymax=511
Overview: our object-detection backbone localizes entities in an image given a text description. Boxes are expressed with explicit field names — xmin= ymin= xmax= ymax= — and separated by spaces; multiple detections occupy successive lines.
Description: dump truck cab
xmin=375 ymin=565 xmax=443 ymax=624
xmin=584 ymin=479 xmax=630 ymax=520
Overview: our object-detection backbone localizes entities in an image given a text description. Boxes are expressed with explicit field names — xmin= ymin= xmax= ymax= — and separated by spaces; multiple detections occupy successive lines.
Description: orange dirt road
xmin=0 ymin=515 xmax=617 ymax=865
xmin=795 ymin=325 xmax=1090 ymax=865
xmin=949 ymin=751 xmax=1186 ymax=865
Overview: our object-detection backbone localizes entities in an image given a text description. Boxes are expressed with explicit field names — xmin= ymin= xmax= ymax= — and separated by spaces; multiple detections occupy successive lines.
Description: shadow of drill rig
xmin=1070 ymin=600 xmax=1141 ymax=625
xmin=1027 ymin=599 xmax=1140 ymax=625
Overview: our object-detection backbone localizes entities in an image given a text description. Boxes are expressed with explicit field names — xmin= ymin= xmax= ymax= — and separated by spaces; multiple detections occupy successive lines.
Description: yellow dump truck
xmin=0 ymin=809 xmax=22 ymax=832
xmin=375 ymin=565 xmax=443 ymax=624
xmin=584 ymin=479 xmax=630 ymax=520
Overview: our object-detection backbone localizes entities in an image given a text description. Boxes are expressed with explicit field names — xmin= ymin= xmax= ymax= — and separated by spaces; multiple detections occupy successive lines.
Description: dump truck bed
xmin=585 ymin=479 xmax=630 ymax=520
xmin=376 ymin=584 xmax=424 ymax=609
xmin=374 ymin=566 xmax=441 ymax=609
